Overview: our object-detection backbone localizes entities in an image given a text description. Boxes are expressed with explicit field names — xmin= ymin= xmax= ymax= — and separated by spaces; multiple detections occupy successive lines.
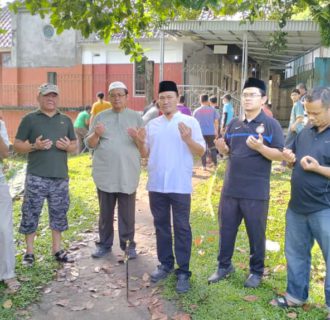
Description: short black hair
xmin=209 ymin=95 xmax=217 ymax=104
xmin=291 ymin=89 xmax=300 ymax=95
xmin=222 ymin=94 xmax=231 ymax=101
xmin=305 ymin=87 xmax=330 ymax=110
xmin=97 ymin=92 xmax=105 ymax=99
xmin=200 ymin=94 xmax=209 ymax=103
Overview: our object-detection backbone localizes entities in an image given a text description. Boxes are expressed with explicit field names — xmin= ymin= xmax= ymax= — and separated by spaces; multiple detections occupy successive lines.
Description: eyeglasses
xmin=242 ymin=93 xmax=262 ymax=99
xmin=109 ymin=93 xmax=126 ymax=98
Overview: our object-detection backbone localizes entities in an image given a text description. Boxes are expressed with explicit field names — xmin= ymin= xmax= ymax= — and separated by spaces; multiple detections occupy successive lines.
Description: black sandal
xmin=23 ymin=253 xmax=35 ymax=266
xmin=270 ymin=296 xmax=299 ymax=308
xmin=54 ymin=250 xmax=74 ymax=263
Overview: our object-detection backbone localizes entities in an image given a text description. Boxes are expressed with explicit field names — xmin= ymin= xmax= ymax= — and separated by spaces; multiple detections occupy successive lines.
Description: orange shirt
xmin=91 ymin=100 xmax=112 ymax=116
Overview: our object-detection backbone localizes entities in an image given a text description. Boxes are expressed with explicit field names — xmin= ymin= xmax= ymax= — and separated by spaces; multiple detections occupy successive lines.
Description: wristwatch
xmin=31 ymin=143 xmax=36 ymax=151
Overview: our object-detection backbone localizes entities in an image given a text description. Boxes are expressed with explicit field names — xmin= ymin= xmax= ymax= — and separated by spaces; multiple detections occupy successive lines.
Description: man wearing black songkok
xmin=208 ymin=78 xmax=285 ymax=288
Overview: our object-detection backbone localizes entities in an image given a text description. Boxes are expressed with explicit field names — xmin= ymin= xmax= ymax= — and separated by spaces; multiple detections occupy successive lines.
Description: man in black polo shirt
xmin=208 ymin=78 xmax=284 ymax=288
xmin=271 ymin=87 xmax=330 ymax=317
xmin=14 ymin=83 xmax=77 ymax=266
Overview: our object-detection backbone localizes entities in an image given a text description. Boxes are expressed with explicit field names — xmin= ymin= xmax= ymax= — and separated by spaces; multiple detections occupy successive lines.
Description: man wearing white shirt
xmin=0 ymin=120 xmax=20 ymax=293
xmin=136 ymin=80 xmax=205 ymax=293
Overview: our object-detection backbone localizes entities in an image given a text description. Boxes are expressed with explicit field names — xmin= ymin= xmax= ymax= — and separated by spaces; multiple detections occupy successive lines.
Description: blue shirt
xmin=289 ymin=125 xmax=330 ymax=214
xmin=222 ymin=110 xmax=284 ymax=200
xmin=223 ymin=102 xmax=234 ymax=126
xmin=288 ymin=100 xmax=305 ymax=133
xmin=193 ymin=105 xmax=219 ymax=135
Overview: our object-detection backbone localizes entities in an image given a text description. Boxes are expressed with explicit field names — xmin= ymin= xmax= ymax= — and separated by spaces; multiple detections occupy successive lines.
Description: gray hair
xmin=305 ymin=87 xmax=330 ymax=109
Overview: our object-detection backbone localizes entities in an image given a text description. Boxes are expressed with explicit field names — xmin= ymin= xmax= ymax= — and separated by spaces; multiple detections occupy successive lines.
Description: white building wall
xmin=81 ymin=40 xmax=184 ymax=64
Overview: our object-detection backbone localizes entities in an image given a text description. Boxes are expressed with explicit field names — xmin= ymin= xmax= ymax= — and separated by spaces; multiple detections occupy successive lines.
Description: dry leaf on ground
xmin=142 ymin=273 xmax=150 ymax=282
xmin=3 ymin=299 xmax=13 ymax=309
xmin=44 ymin=287 xmax=52 ymax=294
xmin=287 ymin=312 xmax=297 ymax=319
xmin=71 ymin=305 xmax=86 ymax=311
xmin=172 ymin=313 xmax=191 ymax=320
xmin=243 ymin=295 xmax=258 ymax=302
xmin=55 ymin=299 xmax=69 ymax=307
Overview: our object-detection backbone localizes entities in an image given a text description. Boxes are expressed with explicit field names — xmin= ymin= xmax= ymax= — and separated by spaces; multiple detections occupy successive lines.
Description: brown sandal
xmin=4 ymin=277 xmax=21 ymax=294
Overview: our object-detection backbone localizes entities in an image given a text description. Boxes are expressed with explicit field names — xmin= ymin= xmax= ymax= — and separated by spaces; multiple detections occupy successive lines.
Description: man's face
xmin=109 ymin=88 xmax=128 ymax=111
xmin=158 ymin=91 xmax=178 ymax=116
xmin=291 ymin=92 xmax=300 ymax=103
xmin=37 ymin=92 xmax=58 ymax=112
xmin=305 ymin=99 xmax=330 ymax=130
xmin=296 ymin=86 xmax=306 ymax=97
xmin=241 ymin=87 xmax=266 ymax=113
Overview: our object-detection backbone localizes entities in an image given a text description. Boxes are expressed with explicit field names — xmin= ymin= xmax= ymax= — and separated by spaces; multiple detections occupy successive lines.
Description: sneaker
xmin=23 ymin=253 xmax=35 ymax=267
xmin=176 ymin=274 xmax=190 ymax=293
xmin=91 ymin=246 xmax=111 ymax=259
xmin=150 ymin=265 xmax=173 ymax=283
xmin=244 ymin=273 xmax=262 ymax=288
xmin=128 ymin=247 xmax=137 ymax=260
xmin=208 ymin=264 xmax=235 ymax=284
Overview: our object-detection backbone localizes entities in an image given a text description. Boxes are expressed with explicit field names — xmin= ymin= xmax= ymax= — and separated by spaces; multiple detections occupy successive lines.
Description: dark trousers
xmin=97 ymin=189 xmax=136 ymax=251
xmin=218 ymin=195 xmax=269 ymax=275
xmin=202 ymin=135 xmax=217 ymax=167
xmin=149 ymin=192 xmax=192 ymax=276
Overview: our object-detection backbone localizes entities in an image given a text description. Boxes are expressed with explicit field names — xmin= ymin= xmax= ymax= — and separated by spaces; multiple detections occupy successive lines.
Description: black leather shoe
xmin=176 ymin=274 xmax=190 ymax=293
xmin=128 ymin=248 xmax=137 ymax=260
xmin=150 ymin=265 xmax=173 ymax=283
xmin=244 ymin=274 xmax=262 ymax=288
xmin=208 ymin=264 xmax=235 ymax=284
xmin=91 ymin=246 xmax=111 ymax=258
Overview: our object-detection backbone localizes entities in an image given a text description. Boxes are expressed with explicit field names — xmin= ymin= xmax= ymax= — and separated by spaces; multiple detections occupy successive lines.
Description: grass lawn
xmin=0 ymin=155 xmax=327 ymax=319
xmin=162 ymin=163 xmax=327 ymax=320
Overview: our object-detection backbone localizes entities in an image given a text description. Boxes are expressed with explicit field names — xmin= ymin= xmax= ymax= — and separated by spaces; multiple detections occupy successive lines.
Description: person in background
xmin=14 ymin=83 xmax=77 ymax=266
xmin=193 ymin=94 xmax=219 ymax=170
xmin=177 ymin=95 xmax=192 ymax=116
xmin=0 ymin=119 xmax=21 ymax=293
xmin=74 ymin=105 xmax=91 ymax=154
xmin=220 ymin=94 xmax=234 ymax=135
xmin=262 ymin=100 xmax=273 ymax=118
xmin=142 ymin=100 xmax=160 ymax=125
xmin=296 ymin=83 xmax=308 ymax=125
xmin=209 ymin=95 xmax=221 ymax=136
xmin=90 ymin=92 xmax=112 ymax=125
xmin=285 ymin=89 xmax=305 ymax=147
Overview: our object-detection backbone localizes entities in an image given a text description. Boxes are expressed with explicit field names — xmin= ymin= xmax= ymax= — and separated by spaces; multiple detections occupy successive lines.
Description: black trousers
xmin=202 ymin=135 xmax=217 ymax=167
xmin=149 ymin=192 xmax=192 ymax=276
xmin=97 ymin=189 xmax=136 ymax=251
xmin=217 ymin=195 xmax=269 ymax=276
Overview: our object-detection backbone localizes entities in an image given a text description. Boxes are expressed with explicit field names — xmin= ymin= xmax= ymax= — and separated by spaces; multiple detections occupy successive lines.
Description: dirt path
xmin=26 ymin=166 xmax=212 ymax=320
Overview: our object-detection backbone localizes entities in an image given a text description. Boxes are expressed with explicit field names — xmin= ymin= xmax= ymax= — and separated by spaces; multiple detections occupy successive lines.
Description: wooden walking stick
xmin=125 ymin=239 xmax=130 ymax=302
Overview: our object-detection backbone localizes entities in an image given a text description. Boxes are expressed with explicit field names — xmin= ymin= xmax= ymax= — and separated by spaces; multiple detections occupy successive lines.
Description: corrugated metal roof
xmin=164 ymin=20 xmax=319 ymax=32
xmin=0 ymin=7 xmax=12 ymax=49
xmin=162 ymin=20 xmax=321 ymax=69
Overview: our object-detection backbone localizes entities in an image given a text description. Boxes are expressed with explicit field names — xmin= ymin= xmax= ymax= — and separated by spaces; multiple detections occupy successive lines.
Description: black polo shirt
xmin=16 ymin=110 xmax=76 ymax=178
xmin=222 ymin=110 xmax=284 ymax=200
xmin=289 ymin=125 xmax=330 ymax=214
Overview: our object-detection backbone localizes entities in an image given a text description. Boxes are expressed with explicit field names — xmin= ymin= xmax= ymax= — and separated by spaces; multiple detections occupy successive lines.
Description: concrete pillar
xmin=259 ymin=62 xmax=270 ymax=93
xmin=145 ymin=60 xmax=154 ymax=105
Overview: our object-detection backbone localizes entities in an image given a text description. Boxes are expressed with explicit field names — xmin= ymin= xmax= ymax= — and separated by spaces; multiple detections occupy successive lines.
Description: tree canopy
xmin=8 ymin=0 xmax=330 ymax=60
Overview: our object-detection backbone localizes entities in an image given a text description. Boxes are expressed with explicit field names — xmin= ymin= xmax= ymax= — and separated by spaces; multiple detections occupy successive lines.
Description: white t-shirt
xmin=146 ymin=112 xmax=205 ymax=194
xmin=0 ymin=120 xmax=9 ymax=181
